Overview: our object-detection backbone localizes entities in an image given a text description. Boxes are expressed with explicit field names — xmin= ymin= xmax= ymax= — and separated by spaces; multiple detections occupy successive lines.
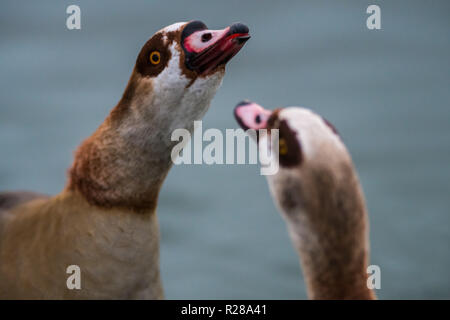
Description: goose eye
xmin=149 ymin=51 xmax=161 ymax=65
xmin=279 ymin=138 xmax=288 ymax=155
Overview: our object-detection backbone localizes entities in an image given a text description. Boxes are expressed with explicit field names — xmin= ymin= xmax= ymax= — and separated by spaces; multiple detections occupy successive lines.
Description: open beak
xmin=183 ymin=22 xmax=250 ymax=75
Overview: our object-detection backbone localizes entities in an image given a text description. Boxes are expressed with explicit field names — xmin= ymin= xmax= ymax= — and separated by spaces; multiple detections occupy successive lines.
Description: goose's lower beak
xmin=183 ymin=22 xmax=250 ymax=75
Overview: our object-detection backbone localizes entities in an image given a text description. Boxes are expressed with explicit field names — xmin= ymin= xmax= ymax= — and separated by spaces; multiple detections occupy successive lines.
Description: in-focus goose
xmin=234 ymin=101 xmax=376 ymax=300
xmin=0 ymin=21 xmax=250 ymax=299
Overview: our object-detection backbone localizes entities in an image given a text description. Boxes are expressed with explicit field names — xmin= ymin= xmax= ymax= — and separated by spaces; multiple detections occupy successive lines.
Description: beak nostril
xmin=201 ymin=33 xmax=212 ymax=42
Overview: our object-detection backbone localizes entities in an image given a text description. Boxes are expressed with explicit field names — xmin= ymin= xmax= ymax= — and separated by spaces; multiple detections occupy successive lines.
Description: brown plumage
xmin=234 ymin=102 xmax=376 ymax=300
xmin=0 ymin=21 xmax=250 ymax=299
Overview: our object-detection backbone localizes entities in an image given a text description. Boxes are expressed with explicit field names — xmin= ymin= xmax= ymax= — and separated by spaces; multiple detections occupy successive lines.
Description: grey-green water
xmin=1 ymin=1 xmax=449 ymax=299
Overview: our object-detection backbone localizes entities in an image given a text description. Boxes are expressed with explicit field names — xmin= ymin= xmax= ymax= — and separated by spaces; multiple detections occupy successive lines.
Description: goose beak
xmin=183 ymin=22 xmax=250 ymax=75
xmin=234 ymin=100 xmax=271 ymax=131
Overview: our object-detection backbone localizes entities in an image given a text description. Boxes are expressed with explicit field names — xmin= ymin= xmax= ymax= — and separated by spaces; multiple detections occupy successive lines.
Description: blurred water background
xmin=1 ymin=0 xmax=449 ymax=299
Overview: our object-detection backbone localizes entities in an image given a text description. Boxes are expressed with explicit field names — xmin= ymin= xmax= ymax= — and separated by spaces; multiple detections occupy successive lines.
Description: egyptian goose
xmin=0 ymin=21 xmax=250 ymax=299
xmin=234 ymin=101 xmax=376 ymax=300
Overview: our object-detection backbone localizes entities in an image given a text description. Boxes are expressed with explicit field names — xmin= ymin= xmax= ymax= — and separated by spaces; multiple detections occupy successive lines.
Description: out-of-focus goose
xmin=234 ymin=101 xmax=376 ymax=300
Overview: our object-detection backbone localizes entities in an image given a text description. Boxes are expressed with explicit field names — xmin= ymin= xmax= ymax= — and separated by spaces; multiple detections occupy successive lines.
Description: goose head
xmin=66 ymin=22 xmax=250 ymax=212
xmin=234 ymin=101 xmax=356 ymax=223
xmin=115 ymin=21 xmax=250 ymax=139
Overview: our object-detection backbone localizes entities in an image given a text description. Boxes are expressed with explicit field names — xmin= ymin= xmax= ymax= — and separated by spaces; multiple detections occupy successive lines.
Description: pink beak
xmin=234 ymin=100 xmax=271 ymax=131
xmin=183 ymin=22 xmax=250 ymax=75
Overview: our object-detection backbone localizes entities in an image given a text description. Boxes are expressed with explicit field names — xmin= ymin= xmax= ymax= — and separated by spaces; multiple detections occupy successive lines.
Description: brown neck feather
xmin=277 ymin=163 xmax=376 ymax=299
xmin=66 ymin=75 xmax=172 ymax=213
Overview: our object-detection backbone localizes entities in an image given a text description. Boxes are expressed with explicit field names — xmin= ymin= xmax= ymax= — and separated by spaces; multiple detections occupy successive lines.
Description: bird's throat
xmin=278 ymin=168 xmax=376 ymax=300
xmin=66 ymin=102 xmax=175 ymax=213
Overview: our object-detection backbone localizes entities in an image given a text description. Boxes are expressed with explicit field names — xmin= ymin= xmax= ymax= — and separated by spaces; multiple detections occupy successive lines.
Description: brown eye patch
xmin=278 ymin=120 xmax=303 ymax=168
xmin=136 ymin=33 xmax=171 ymax=77
xmin=266 ymin=108 xmax=282 ymax=130
xmin=267 ymin=110 xmax=303 ymax=168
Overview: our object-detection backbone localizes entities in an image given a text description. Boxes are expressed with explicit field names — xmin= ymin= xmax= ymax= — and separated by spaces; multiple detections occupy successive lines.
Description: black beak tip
xmin=235 ymin=100 xmax=252 ymax=109
xmin=234 ymin=35 xmax=251 ymax=44
xmin=229 ymin=22 xmax=250 ymax=35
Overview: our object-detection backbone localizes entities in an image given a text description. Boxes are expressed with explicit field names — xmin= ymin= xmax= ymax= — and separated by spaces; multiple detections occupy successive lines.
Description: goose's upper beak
xmin=182 ymin=21 xmax=250 ymax=75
